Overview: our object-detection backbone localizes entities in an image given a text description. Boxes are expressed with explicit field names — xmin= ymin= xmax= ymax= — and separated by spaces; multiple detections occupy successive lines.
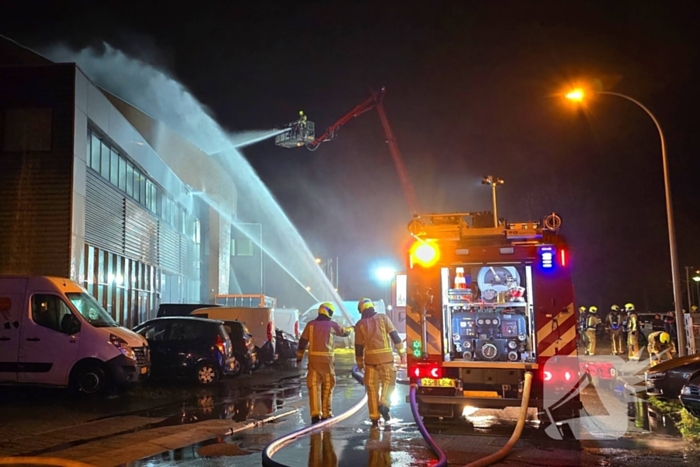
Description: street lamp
xmin=481 ymin=175 xmax=504 ymax=227
xmin=375 ymin=266 xmax=396 ymax=307
xmin=566 ymin=87 xmax=687 ymax=356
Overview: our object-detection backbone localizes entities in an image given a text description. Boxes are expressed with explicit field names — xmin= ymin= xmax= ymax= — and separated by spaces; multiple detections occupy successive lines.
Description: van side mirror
xmin=62 ymin=314 xmax=81 ymax=335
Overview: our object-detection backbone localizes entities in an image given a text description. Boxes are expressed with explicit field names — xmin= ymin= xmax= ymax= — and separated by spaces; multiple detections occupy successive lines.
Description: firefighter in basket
xmin=296 ymin=302 xmax=351 ymax=424
xmin=625 ymin=303 xmax=641 ymax=360
xmin=647 ymin=331 xmax=676 ymax=367
xmin=578 ymin=306 xmax=589 ymax=350
xmin=606 ymin=304 xmax=625 ymax=355
xmin=354 ymin=298 xmax=406 ymax=428
xmin=585 ymin=306 xmax=602 ymax=356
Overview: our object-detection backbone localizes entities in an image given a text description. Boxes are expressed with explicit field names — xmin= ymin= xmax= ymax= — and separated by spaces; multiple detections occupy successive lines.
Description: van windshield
xmin=66 ymin=293 xmax=118 ymax=327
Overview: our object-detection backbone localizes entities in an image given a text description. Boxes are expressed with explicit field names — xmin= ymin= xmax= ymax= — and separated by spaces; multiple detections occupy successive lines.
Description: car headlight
xmin=681 ymin=386 xmax=692 ymax=396
xmin=110 ymin=334 xmax=136 ymax=360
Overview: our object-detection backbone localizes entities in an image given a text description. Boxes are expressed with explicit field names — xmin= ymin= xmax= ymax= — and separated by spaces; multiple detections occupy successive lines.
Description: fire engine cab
xmin=405 ymin=211 xmax=581 ymax=421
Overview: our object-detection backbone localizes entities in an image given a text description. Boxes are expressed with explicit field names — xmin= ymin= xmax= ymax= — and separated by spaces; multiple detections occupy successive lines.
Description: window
xmin=230 ymin=239 xmax=236 ymax=256
xmin=118 ymin=156 xmax=127 ymax=191
xmin=66 ymin=292 xmax=117 ymax=327
xmin=90 ymin=134 xmax=101 ymax=171
xmin=109 ymin=149 xmax=119 ymax=186
xmin=3 ymin=108 xmax=52 ymax=152
xmin=31 ymin=294 xmax=76 ymax=334
xmin=237 ymin=238 xmax=254 ymax=256
xmin=126 ymin=163 xmax=134 ymax=197
xmin=140 ymin=321 xmax=168 ymax=342
xmin=140 ymin=175 xmax=147 ymax=207
xmin=168 ymin=321 xmax=205 ymax=341
xmin=145 ymin=181 xmax=154 ymax=213
xmin=100 ymin=141 xmax=110 ymax=179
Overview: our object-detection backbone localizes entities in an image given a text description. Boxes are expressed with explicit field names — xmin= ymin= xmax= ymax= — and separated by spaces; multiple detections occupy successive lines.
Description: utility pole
xmin=481 ymin=175 xmax=505 ymax=227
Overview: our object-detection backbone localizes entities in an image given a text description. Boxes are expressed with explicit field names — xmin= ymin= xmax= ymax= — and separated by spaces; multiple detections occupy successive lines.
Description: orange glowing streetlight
xmin=564 ymin=85 xmax=687 ymax=355
xmin=565 ymin=88 xmax=585 ymax=101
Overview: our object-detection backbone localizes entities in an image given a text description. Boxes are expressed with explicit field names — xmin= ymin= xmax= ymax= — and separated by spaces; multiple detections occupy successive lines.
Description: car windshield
xmin=66 ymin=292 xmax=118 ymax=327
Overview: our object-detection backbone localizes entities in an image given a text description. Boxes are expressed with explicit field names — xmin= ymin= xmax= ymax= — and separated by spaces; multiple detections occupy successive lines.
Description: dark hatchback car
xmin=275 ymin=329 xmax=299 ymax=360
xmin=645 ymin=353 xmax=700 ymax=399
xmin=680 ymin=375 xmax=700 ymax=417
xmin=133 ymin=317 xmax=236 ymax=385
xmin=220 ymin=320 xmax=258 ymax=376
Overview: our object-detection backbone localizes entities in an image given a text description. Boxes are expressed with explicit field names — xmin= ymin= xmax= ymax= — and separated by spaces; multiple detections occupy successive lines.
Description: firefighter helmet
xmin=579 ymin=306 xmax=586 ymax=313
xmin=358 ymin=298 xmax=374 ymax=313
xmin=659 ymin=332 xmax=670 ymax=344
xmin=625 ymin=303 xmax=635 ymax=312
xmin=611 ymin=304 xmax=620 ymax=312
xmin=589 ymin=306 xmax=598 ymax=313
xmin=318 ymin=302 xmax=336 ymax=318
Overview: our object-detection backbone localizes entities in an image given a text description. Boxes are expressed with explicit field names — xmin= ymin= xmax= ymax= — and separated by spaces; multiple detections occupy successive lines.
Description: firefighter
xmin=296 ymin=302 xmax=351 ymax=424
xmin=647 ymin=331 xmax=676 ymax=367
xmin=606 ymin=304 xmax=624 ymax=355
xmin=578 ymin=306 xmax=589 ymax=350
xmin=585 ymin=306 xmax=602 ymax=355
xmin=625 ymin=303 xmax=641 ymax=360
xmin=354 ymin=298 xmax=406 ymax=428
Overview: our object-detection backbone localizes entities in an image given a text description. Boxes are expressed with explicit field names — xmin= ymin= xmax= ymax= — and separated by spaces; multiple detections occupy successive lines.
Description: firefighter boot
xmin=378 ymin=405 xmax=391 ymax=422
xmin=585 ymin=329 xmax=597 ymax=356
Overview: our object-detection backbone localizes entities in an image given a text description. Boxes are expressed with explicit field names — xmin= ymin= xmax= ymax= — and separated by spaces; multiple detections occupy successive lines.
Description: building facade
xmin=0 ymin=39 xmax=238 ymax=327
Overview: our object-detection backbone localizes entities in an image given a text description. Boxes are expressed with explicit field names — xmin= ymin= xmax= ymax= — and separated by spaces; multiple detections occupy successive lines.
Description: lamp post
xmin=481 ymin=175 xmax=504 ymax=227
xmin=566 ymin=88 xmax=687 ymax=356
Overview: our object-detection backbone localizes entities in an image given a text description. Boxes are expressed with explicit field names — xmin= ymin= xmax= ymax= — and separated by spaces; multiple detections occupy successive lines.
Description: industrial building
xmin=0 ymin=37 xmax=257 ymax=327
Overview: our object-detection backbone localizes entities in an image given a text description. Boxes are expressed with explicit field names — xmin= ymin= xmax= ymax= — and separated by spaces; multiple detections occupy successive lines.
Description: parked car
xmin=0 ymin=276 xmax=150 ymax=395
xmin=275 ymin=328 xmax=299 ymax=360
xmin=645 ymin=353 xmax=700 ymax=399
xmin=680 ymin=375 xmax=700 ymax=417
xmin=133 ymin=317 xmax=236 ymax=385
xmin=190 ymin=307 xmax=277 ymax=365
xmin=157 ymin=303 xmax=221 ymax=318
xmin=220 ymin=320 xmax=258 ymax=376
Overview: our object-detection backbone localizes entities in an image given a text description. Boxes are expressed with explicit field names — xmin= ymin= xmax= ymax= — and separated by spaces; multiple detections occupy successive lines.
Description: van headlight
xmin=110 ymin=334 xmax=136 ymax=360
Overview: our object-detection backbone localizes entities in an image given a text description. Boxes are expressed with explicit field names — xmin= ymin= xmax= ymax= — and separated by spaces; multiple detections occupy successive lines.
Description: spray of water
xmin=43 ymin=42 xmax=352 ymax=322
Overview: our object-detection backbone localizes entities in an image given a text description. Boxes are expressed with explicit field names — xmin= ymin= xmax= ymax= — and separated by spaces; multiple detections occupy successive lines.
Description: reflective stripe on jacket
xmin=355 ymin=312 xmax=402 ymax=365
xmin=297 ymin=317 xmax=348 ymax=364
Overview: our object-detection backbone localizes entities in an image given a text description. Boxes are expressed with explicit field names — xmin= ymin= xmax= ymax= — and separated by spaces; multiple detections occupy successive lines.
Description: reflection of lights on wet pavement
xmin=462 ymin=405 xmax=479 ymax=418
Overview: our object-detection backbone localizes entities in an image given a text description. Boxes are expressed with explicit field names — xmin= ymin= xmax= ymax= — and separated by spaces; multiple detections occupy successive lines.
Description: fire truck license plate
xmin=420 ymin=378 xmax=455 ymax=388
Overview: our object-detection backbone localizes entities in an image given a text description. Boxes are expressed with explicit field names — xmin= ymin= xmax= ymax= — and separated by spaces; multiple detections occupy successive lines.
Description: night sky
xmin=2 ymin=0 xmax=700 ymax=311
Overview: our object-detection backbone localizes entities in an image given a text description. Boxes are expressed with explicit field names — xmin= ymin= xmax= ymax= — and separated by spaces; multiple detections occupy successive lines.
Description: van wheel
xmin=196 ymin=362 xmax=219 ymax=385
xmin=72 ymin=363 xmax=109 ymax=395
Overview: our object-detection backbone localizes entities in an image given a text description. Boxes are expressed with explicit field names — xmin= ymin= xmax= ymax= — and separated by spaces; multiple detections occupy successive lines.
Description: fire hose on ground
xmin=262 ymin=365 xmax=532 ymax=467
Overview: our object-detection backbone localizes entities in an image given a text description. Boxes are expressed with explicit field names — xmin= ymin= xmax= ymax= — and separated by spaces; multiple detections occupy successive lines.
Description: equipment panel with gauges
xmin=452 ymin=311 xmax=528 ymax=362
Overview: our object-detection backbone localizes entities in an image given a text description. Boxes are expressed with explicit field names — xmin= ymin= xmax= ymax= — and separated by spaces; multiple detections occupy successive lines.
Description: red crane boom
xmin=275 ymin=87 xmax=420 ymax=214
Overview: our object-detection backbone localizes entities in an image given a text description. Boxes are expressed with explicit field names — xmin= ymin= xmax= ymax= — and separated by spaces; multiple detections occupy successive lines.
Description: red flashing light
xmin=542 ymin=370 xmax=553 ymax=382
xmin=215 ymin=334 xmax=226 ymax=356
xmin=560 ymin=249 xmax=567 ymax=266
xmin=409 ymin=363 xmax=443 ymax=380
xmin=564 ymin=371 xmax=572 ymax=382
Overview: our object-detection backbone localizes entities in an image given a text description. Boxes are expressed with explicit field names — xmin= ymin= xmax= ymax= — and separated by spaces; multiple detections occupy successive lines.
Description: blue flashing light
xmin=540 ymin=246 xmax=555 ymax=269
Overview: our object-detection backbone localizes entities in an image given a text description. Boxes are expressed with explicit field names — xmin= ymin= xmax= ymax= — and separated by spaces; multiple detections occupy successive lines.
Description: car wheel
xmin=71 ymin=362 xmax=109 ymax=395
xmin=196 ymin=362 xmax=219 ymax=385
xmin=229 ymin=358 xmax=242 ymax=378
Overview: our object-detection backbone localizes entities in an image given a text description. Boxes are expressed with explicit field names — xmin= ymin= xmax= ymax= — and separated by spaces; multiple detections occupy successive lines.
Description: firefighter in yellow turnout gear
xmin=606 ymin=304 xmax=625 ymax=355
xmin=585 ymin=306 xmax=602 ymax=356
xmin=354 ymin=298 xmax=406 ymax=428
xmin=296 ymin=302 xmax=351 ymax=424
xmin=647 ymin=331 xmax=676 ymax=367
xmin=625 ymin=303 xmax=641 ymax=360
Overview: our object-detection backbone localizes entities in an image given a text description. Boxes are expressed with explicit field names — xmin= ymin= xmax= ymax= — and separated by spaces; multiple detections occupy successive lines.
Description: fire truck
xmin=405 ymin=211 xmax=582 ymax=421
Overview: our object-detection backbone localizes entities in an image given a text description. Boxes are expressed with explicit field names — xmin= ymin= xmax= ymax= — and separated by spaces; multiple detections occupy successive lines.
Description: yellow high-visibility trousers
xmin=627 ymin=332 xmax=640 ymax=359
xmin=610 ymin=330 xmax=623 ymax=355
xmin=585 ymin=329 xmax=597 ymax=355
xmin=365 ymin=363 xmax=397 ymax=421
xmin=307 ymin=362 xmax=336 ymax=419
xmin=307 ymin=431 xmax=337 ymax=467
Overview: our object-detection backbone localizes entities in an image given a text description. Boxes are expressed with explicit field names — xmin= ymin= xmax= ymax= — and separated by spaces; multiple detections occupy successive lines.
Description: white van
xmin=273 ymin=307 xmax=299 ymax=338
xmin=0 ymin=276 xmax=150 ymax=394
xmin=190 ymin=307 xmax=277 ymax=364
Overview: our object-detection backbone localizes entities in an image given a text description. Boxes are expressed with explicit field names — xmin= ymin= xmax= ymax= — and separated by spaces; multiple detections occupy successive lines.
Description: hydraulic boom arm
xmin=275 ymin=87 xmax=420 ymax=214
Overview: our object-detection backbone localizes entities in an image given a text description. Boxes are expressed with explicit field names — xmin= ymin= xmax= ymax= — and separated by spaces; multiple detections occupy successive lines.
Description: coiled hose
xmin=261 ymin=366 xmax=367 ymax=467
